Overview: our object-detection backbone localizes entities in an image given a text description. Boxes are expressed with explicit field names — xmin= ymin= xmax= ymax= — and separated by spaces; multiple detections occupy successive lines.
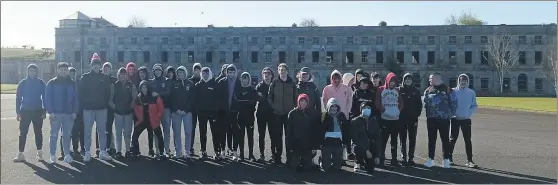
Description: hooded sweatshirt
xmin=170 ymin=66 xmax=195 ymax=113
xmin=400 ymin=73 xmax=423 ymax=120
xmin=424 ymin=82 xmax=457 ymax=120
xmin=255 ymin=67 xmax=275 ymax=117
xmin=217 ymin=64 xmax=240 ymax=111
xmin=295 ymin=76 xmax=322 ymax=112
xmin=16 ymin=64 xmax=46 ymax=114
xmin=352 ymin=69 xmax=365 ymax=91
xmin=79 ymin=64 xmax=111 ymax=110
xmin=44 ymin=72 xmax=78 ymax=115
xmin=194 ymin=67 xmax=219 ymax=112
xmin=452 ymin=74 xmax=478 ymax=120
xmin=149 ymin=65 xmax=171 ymax=107
xmin=268 ymin=73 xmax=296 ymax=115
xmin=351 ymin=102 xmax=382 ymax=157
xmin=322 ymin=70 xmax=352 ymax=118
xmin=163 ymin=66 xmax=176 ymax=108
xmin=287 ymin=94 xmax=320 ymax=151
xmin=321 ymin=98 xmax=347 ymax=139
xmin=217 ymin=63 xmax=229 ymax=81
xmin=351 ymin=77 xmax=375 ymax=119
xmin=126 ymin=62 xmax=140 ymax=88
xmin=133 ymin=80 xmax=164 ymax=128
xmin=375 ymin=72 xmax=404 ymax=121
xmin=234 ymin=72 xmax=257 ymax=114
xmin=135 ymin=66 xmax=149 ymax=89
xmin=189 ymin=63 xmax=202 ymax=84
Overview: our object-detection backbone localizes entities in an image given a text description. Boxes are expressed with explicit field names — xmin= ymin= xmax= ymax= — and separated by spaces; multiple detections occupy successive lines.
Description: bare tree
xmin=484 ymin=32 xmax=520 ymax=96
xmin=378 ymin=21 xmax=387 ymax=26
xmin=445 ymin=11 xmax=487 ymax=25
xmin=539 ymin=41 xmax=558 ymax=94
xmin=128 ymin=16 xmax=147 ymax=28
xmin=300 ymin=19 xmax=319 ymax=27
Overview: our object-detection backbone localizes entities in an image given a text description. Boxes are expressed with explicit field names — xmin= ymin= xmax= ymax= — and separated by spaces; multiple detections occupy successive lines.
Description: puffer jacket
xmin=287 ymin=94 xmax=320 ymax=151
xmin=268 ymin=76 xmax=296 ymax=115
xmin=295 ymin=81 xmax=322 ymax=112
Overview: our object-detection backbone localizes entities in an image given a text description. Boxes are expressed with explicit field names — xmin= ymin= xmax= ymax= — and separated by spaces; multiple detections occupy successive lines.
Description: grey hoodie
xmin=452 ymin=74 xmax=478 ymax=120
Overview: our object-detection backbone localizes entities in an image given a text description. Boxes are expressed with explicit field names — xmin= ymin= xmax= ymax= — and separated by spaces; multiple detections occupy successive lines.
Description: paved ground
xmin=1 ymin=94 xmax=556 ymax=184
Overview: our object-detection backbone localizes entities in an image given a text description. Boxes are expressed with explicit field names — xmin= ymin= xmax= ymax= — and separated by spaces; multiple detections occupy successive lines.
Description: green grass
xmin=1 ymin=84 xmax=18 ymax=94
xmin=1 ymin=48 xmax=55 ymax=60
xmin=477 ymin=97 xmax=557 ymax=114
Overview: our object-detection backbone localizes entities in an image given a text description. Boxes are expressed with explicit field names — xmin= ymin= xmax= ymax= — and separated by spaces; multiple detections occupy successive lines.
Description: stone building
xmin=55 ymin=11 xmax=557 ymax=96
xmin=0 ymin=59 xmax=58 ymax=84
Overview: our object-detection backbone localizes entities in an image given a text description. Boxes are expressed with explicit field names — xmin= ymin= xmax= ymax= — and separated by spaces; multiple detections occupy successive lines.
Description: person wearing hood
xmin=232 ymin=72 xmax=258 ymax=162
xmin=319 ymin=98 xmax=348 ymax=172
xmin=423 ymin=72 xmax=457 ymax=168
xmin=188 ymin=63 xmax=202 ymax=157
xmin=374 ymin=72 xmax=404 ymax=166
xmin=255 ymin=67 xmax=274 ymax=162
xmin=267 ymin=63 xmax=296 ymax=164
xmin=295 ymin=67 xmax=322 ymax=113
xmin=135 ymin=65 xmax=157 ymax=156
xmin=69 ymin=67 xmax=86 ymax=157
xmin=342 ymin=73 xmax=356 ymax=89
xmin=217 ymin=63 xmax=229 ymax=81
xmin=95 ymin=62 xmax=117 ymax=157
xmin=126 ymin=62 xmax=139 ymax=88
xmin=131 ymin=80 xmax=166 ymax=161
xmin=322 ymin=70 xmax=353 ymax=161
xmin=398 ymin=73 xmax=423 ymax=166
xmin=351 ymin=103 xmax=382 ymax=174
xmin=109 ymin=68 xmax=138 ymax=159
xmin=194 ymin=67 xmax=219 ymax=160
xmin=352 ymin=69 xmax=366 ymax=91
xmin=170 ymin=66 xmax=195 ymax=159
xmin=216 ymin=64 xmax=241 ymax=159
xmin=149 ymin=64 xmax=172 ymax=157
xmin=162 ymin=65 xmax=175 ymax=156
xmin=44 ymin=62 xmax=78 ymax=164
xmin=449 ymin=74 xmax=478 ymax=168
xmin=78 ymin=53 xmax=113 ymax=162
xmin=286 ymin=94 xmax=320 ymax=172
xmin=351 ymin=77 xmax=376 ymax=120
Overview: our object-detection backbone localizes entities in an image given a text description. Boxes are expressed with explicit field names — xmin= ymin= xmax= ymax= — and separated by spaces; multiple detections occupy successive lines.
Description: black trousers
xmin=289 ymin=149 xmax=314 ymax=171
xmin=226 ymin=114 xmax=234 ymax=151
xmin=218 ymin=111 xmax=238 ymax=153
xmin=256 ymin=114 xmax=272 ymax=156
xmin=399 ymin=117 xmax=418 ymax=161
xmin=355 ymin=145 xmax=377 ymax=174
xmin=190 ymin=111 xmax=198 ymax=152
xmin=197 ymin=111 xmax=216 ymax=153
xmin=380 ymin=119 xmax=399 ymax=161
xmin=449 ymin=119 xmax=473 ymax=161
xmin=96 ymin=108 xmax=115 ymax=151
xmin=131 ymin=122 xmax=164 ymax=155
xmin=342 ymin=120 xmax=354 ymax=156
xmin=71 ymin=112 xmax=84 ymax=152
xmin=215 ymin=111 xmax=227 ymax=153
xmin=234 ymin=111 xmax=255 ymax=156
xmin=426 ymin=118 xmax=451 ymax=159
xmin=18 ymin=109 xmax=44 ymax=152
xmin=270 ymin=113 xmax=288 ymax=159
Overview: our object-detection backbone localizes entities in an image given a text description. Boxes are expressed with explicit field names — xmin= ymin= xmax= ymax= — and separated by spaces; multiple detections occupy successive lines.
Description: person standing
xmin=423 ymin=72 xmax=457 ymax=168
xmin=109 ymin=68 xmax=137 ymax=159
xmin=254 ymin=67 xmax=274 ymax=162
xmin=95 ymin=62 xmax=117 ymax=157
xmin=342 ymin=73 xmax=355 ymax=90
xmin=126 ymin=62 xmax=139 ymax=88
xmin=267 ymin=63 xmax=296 ymax=164
xmin=170 ymin=66 xmax=195 ymax=159
xmin=161 ymin=66 xmax=175 ymax=156
xmin=217 ymin=64 xmax=240 ymax=159
xmin=350 ymin=77 xmax=375 ymax=120
xmin=352 ymin=69 xmax=366 ymax=91
xmin=375 ymin=72 xmax=404 ymax=167
xmin=233 ymin=72 xmax=258 ymax=162
xmin=351 ymin=103 xmax=382 ymax=175
xmin=45 ymin=62 xmax=78 ymax=164
xmin=188 ymin=63 xmax=202 ymax=156
xmin=69 ymin=67 xmax=85 ymax=157
xmin=286 ymin=94 xmax=320 ymax=172
xmin=131 ymin=80 xmax=166 ymax=161
xmin=295 ymin=67 xmax=321 ymax=113
xmin=322 ymin=70 xmax=353 ymax=161
xmin=149 ymin=64 xmax=171 ymax=157
xmin=194 ymin=67 xmax=218 ymax=160
xmin=449 ymin=74 xmax=478 ymax=168
xmin=398 ymin=73 xmax=423 ymax=166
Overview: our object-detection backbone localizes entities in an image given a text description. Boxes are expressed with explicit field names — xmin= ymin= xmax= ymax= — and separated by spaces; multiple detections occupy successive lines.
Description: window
xmin=312 ymin=51 xmax=319 ymax=63
xmin=187 ymin=51 xmax=195 ymax=63
xmin=412 ymin=73 xmax=421 ymax=88
xmin=481 ymin=51 xmax=489 ymax=65
xmin=174 ymin=51 xmax=181 ymax=63
xmin=250 ymin=37 xmax=258 ymax=44
xmin=449 ymin=36 xmax=457 ymax=44
xmin=206 ymin=37 xmax=213 ymax=44
xmin=361 ymin=51 xmax=368 ymax=63
xmin=117 ymin=51 xmax=124 ymax=62
xmin=188 ymin=37 xmax=195 ymax=44
xmin=144 ymin=37 xmax=151 ymax=44
xmin=480 ymin=36 xmax=488 ymax=44
xmin=464 ymin=36 xmax=472 ymax=44
xmin=251 ymin=51 xmax=259 ymax=63
xmin=174 ymin=37 xmax=182 ymax=45
xmin=143 ymin=51 xmax=150 ymax=63
xmin=411 ymin=36 xmax=419 ymax=44
xmin=131 ymin=37 xmax=138 ymax=44
xmin=265 ymin=52 xmax=272 ymax=63
xmin=362 ymin=37 xmax=369 ymax=44
xmin=535 ymin=51 xmax=542 ymax=64
xmin=219 ymin=51 xmax=226 ymax=63
xmin=465 ymin=51 xmax=472 ymax=64
xmin=327 ymin=51 xmax=334 ymax=63
xmin=298 ymin=37 xmax=305 ymax=44
xmin=161 ymin=51 xmax=168 ymax=63
xmin=449 ymin=78 xmax=457 ymax=88
xmin=517 ymin=74 xmax=528 ymax=92
xmin=205 ymin=51 xmax=213 ymax=63
xmin=265 ymin=37 xmax=272 ymax=44
xmin=161 ymin=37 xmax=169 ymax=44
xmin=481 ymin=78 xmax=489 ymax=90
xmin=396 ymin=51 xmax=404 ymax=63
xmin=467 ymin=74 xmax=475 ymax=89
xmin=411 ymin=51 xmax=419 ymax=64
xmin=534 ymin=36 xmax=542 ymax=45
xmin=376 ymin=36 xmax=384 ymax=45
xmin=298 ymin=51 xmax=305 ymax=63
xmin=535 ymin=78 xmax=544 ymax=92
xmin=376 ymin=51 xmax=384 ymax=64
xmin=233 ymin=51 xmax=240 ymax=63
xmin=312 ymin=37 xmax=320 ymax=44
xmin=100 ymin=37 xmax=107 ymax=45
xmin=449 ymin=51 xmax=457 ymax=63
xmin=118 ymin=37 xmax=124 ymax=44
xmin=518 ymin=36 xmax=526 ymax=44
xmin=518 ymin=51 xmax=526 ymax=65
xmin=74 ymin=51 xmax=81 ymax=63
xmin=279 ymin=37 xmax=286 ymax=44
xmin=326 ymin=37 xmax=334 ymax=44
xmin=88 ymin=37 xmax=94 ymax=44
xmin=503 ymin=78 xmax=510 ymax=92
xmin=345 ymin=52 xmax=354 ymax=63
xmin=100 ymin=51 xmax=107 ymax=61
xmin=427 ymin=36 xmax=435 ymax=45
xmin=279 ymin=51 xmax=286 ymax=63
xmin=346 ymin=37 xmax=354 ymax=44
xmin=233 ymin=37 xmax=240 ymax=44
xmin=220 ymin=37 xmax=227 ymax=44
xmin=396 ymin=36 xmax=404 ymax=45
xmin=130 ymin=51 xmax=137 ymax=62
xmin=427 ymin=51 xmax=435 ymax=64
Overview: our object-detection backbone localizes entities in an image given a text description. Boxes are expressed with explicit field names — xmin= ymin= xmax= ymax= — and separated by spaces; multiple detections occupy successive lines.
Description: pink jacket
xmin=322 ymin=70 xmax=352 ymax=118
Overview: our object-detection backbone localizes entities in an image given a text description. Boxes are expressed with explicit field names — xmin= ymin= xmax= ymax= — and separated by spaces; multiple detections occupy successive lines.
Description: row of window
xmin=446 ymin=74 xmax=545 ymax=93
xmin=83 ymin=35 xmax=546 ymax=45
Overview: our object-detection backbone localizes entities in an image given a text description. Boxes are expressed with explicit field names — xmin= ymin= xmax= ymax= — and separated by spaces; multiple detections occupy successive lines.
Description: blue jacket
xmin=44 ymin=76 xmax=78 ymax=114
xmin=16 ymin=77 xmax=46 ymax=114
xmin=423 ymin=84 xmax=457 ymax=120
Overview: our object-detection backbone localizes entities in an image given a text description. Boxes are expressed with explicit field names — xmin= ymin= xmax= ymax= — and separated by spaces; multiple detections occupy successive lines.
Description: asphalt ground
xmin=1 ymin=94 xmax=556 ymax=184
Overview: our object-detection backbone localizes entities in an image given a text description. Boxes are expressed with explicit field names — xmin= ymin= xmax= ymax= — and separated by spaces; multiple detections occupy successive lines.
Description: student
xmin=255 ymin=67 xmax=274 ymax=162
xmin=149 ymin=64 xmax=171 ymax=157
xmin=320 ymin=98 xmax=347 ymax=172
xmin=109 ymin=68 xmax=137 ymax=159
xmin=375 ymin=72 xmax=404 ymax=166
xmin=135 ymin=66 xmax=157 ymax=157
xmin=399 ymin=73 xmax=423 ymax=166
xmin=188 ymin=63 xmax=202 ymax=156
xmin=194 ymin=67 xmax=218 ymax=160
xmin=45 ymin=62 xmax=78 ymax=164
xmin=216 ymin=63 xmax=229 ymax=81
xmin=160 ymin=66 xmax=175 ymax=156
xmin=322 ymin=70 xmax=352 ymax=161
xmin=170 ymin=66 xmax=195 ymax=159
xmin=352 ymin=69 xmax=366 ymax=91
xmin=267 ymin=63 xmax=296 ymax=164
xmin=295 ymin=67 xmax=321 ymax=113
xmin=69 ymin=67 xmax=85 ymax=157
xmin=126 ymin=62 xmax=139 ymax=88
xmin=233 ymin=72 xmax=258 ymax=162
xmin=449 ymin=74 xmax=478 ymax=168
xmin=423 ymin=72 xmax=457 ymax=168
xmin=342 ymin=73 xmax=355 ymax=89
xmin=79 ymin=53 xmax=112 ymax=162
xmin=351 ymin=103 xmax=382 ymax=175
xmin=131 ymin=80 xmax=166 ymax=161
xmin=350 ymin=77 xmax=375 ymax=120
xmin=287 ymin=94 xmax=319 ymax=172
xmin=217 ymin=64 xmax=240 ymax=159
xmin=96 ymin=62 xmax=117 ymax=157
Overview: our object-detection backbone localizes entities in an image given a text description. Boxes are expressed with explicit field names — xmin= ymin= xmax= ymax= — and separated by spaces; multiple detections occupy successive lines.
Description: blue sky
xmin=1 ymin=1 xmax=556 ymax=48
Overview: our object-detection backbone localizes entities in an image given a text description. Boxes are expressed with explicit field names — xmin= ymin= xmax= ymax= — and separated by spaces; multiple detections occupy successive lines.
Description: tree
xmin=300 ymin=19 xmax=319 ymax=27
xmin=445 ymin=11 xmax=487 ymax=25
xmin=378 ymin=21 xmax=387 ymax=26
xmin=484 ymin=32 xmax=520 ymax=96
xmin=539 ymin=41 xmax=558 ymax=95
xmin=128 ymin=16 xmax=147 ymax=28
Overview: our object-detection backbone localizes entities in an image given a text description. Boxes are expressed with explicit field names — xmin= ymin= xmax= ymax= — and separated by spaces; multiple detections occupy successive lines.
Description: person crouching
xmin=287 ymin=94 xmax=320 ymax=172
xmin=351 ymin=103 xmax=382 ymax=175
xmin=320 ymin=98 xmax=348 ymax=172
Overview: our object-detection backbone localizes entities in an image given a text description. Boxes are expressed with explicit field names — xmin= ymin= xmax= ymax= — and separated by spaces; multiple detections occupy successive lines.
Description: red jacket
xmin=133 ymin=96 xmax=164 ymax=129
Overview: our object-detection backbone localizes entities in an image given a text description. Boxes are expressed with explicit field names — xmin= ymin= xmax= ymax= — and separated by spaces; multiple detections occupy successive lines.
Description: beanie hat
xmin=91 ymin=53 xmax=103 ymax=66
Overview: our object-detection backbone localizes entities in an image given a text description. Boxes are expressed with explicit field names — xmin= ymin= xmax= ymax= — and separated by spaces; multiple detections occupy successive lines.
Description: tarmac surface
xmin=1 ymin=94 xmax=556 ymax=184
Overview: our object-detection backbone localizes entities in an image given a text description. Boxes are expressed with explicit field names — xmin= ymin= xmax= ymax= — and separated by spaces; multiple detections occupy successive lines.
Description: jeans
xmin=18 ymin=109 xmax=44 ymax=152
xmin=96 ymin=108 xmax=115 ymax=151
xmin=114 ymin=113 xmax=133 ymax=153
xmin=161 ymin=108 xmax=172 ymax=154
xmin=426 ymin=118 xmax=451 ymax=160
xmin=49 ymin=114 xmax=74 ymax=156
xmin=449 ymin=119 xmax=473 ymax=161
xmin=171 ymin=112 xmax=192 ymax=156
xmin=83 ymin=109 xmax=108 ymax=152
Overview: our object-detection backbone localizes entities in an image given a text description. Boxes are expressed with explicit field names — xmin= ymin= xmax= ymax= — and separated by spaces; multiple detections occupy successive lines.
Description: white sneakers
xmin=442 ymin=159 xmax=451 ymax=168
xmin=36 ymin=150 xmax=44 ymax=161
xmin=232 ymin=152 xmax=240 ymax=162
xmin=99 ymin=151 xmax=113 ymax=161
xmin=13 ymin=152 xmax=25 ymax=162
xmin=353 ymin=164 xmax=361 ymax=172
xmin=63 ymin=155 xmax=74 ymax=163
xmin=83 ymin=151 xmax=92 ymax=162
xmin=424 ymin=159 xmax=452 ymax=168
xmin=49 ymin=156 xmax=57 ymax=164
xmin=424 ymin=159 xmax=434 ymax=167
xmin=465 ymin=161 xmax=478 ymax=168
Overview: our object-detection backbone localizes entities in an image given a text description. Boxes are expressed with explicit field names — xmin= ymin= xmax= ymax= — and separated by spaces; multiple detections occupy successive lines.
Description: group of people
xmin=14 ymin=52 xmax=478 ymax=175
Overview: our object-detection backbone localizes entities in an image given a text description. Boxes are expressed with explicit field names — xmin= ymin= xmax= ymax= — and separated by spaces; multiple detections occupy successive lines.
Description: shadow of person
xmin=474 ymin=166 xmax=557 ymax=184
xmin=23 ymin=161 xmax=79 ymax=184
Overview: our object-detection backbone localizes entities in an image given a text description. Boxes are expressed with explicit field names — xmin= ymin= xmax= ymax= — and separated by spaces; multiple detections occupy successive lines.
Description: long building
xmin=55 ymin=11 xmax=557 ymax=96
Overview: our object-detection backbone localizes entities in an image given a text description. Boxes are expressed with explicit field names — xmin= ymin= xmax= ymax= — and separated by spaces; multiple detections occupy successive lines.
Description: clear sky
xmin=1 ymin=1 xmax=556 ymax=49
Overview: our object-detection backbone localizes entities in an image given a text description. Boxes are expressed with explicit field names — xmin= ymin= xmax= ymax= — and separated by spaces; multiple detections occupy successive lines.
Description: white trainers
xmin=465 ymin=161 xmax=478 ymax=168
xmin=14 ymin=152 xmax=26 ymax=162
xmin=99 ymin=151 xmax=113 ymax=161
xmin=84 ymin=151 xmax=92 ymax=162
xmin=424 ymin=159 xmax=434 ymax=168
xmin=353 ymin=164 xmax=361 ymax=172
xmin=220 ymin=152 xmax=226 ymax=159
xmin=49 ymin=155 xmax=57 ymax=164
xmin=64 ymin=155 xmax=74 ymax=163
xmin=36 ymin=150 xmax=44 ymax=161
xmin=174 ymin=152 xmax=183 ymax=159
xmin=443 ymin=159 xmax=451 ymax=168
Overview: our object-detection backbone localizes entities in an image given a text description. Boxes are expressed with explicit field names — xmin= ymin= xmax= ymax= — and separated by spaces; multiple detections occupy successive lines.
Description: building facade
xmin=55 ymin=12 xmax=557 ymax=96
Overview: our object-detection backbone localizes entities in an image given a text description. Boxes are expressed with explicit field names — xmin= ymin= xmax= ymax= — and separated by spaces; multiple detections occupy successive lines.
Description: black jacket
xmin=110 ymin=80 xmax=137 ymax=115
xmin=351 ymin=116 xmax=382 ymax=157
xmin=287 ymin=108 xmax=320 ymax=151
xmin=170 ymin=78 xmax=195 ymax=113
xmin=79 ymin=71 xmax=111 ymax=110
xmin=255 ymin=81 xmax=273 ymax=117
xmin=149 ymin=74 xmax=171 ymax=108
xmin=217 ymin=77 xmax=241 ymax=112
xmin=319 ymin=112 xmax=348 ymax=146
xmin=295 ymin=81 xmax=322 ymax=112
xmin=350 ymin=89 xmax=375 ymax=119
xmin=195 ymin=78 xmax=219 ymax=112
xmin=400 ymin=78 xmax=422 ymax=120
xmin=234 ymin=84 xmax=257 ymax=114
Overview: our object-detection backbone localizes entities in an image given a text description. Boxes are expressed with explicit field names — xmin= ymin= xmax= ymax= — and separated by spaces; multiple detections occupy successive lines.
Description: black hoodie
xmin=234 ymin=72 xmax=258 ymax=114
xmin=163 ymin=66 xmax=176 ymax=108
xmin=194 ymin=67 xmax=219 ymax=112
xmin=170 ymin=66 xmax=195 ymax=113
xmin=400 ymin=73 xmax=423 ymax=120
xmin=217 ymin=64 xmax=241 ymax=111
xmin=351 ymin=77 xmax=376 ymax=119
xmin=351 ymin=102 xmax=382 ymax=157
xmin=135 ymin=66 xmax=149 ymax=90
xmin=255 ymin=67 xmax=274 ymax=117
xmin=295 ymin=80 xmax=322 ymax=113
xmin=287 ymin=94 xmax=320 ymax=151
xmin=189 ymin=63 xmax=202 ymax=85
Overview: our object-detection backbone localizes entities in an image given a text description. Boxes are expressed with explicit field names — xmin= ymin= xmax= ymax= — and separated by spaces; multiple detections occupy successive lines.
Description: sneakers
xmin=36 ymin=150 xmax=44 ymax=161
xmin=49 ymin=155 xmax=57 ymax=164
xmin=449 ymin=157 xmax=454 ymax=165
xmin=148 ymin=150 xmax=155 ymax=158
xmin=57 ymin=155 xmax=65 ymax=161
xmin=424 ymin=159 xmax=434 ymax=168
xmin=114 ymin=152 xmax=123 ymax=159
xmin=14 ymin=152 xmax=26 ymax=162
xmin=200 ymin=152 xmax=209 ymax=160
xmin=257 ymin=155 xmax=266 ymax=163
xmin=407 ymin=159 xmax=416 ymax=166
xmin=99 ymin=151 xmax=113 ymax=161
xmin=232 ymin=152 xmax=240 ymax=161
xmin=83 ymin=151 xmax=92 ymax=162
xmin=391 ymin=159 xmax=400 ymax=167
xmin=64 ymin=155 xmax=74 ymax=163
xmin=443 ymin=159 xmax=451 ymax=168
xmin=124 ymin=151 xmax=133 ymax=158
xmin=347 ymin=153 xmax=356 ymax=160
xmin=248 ymin=154 xmax=256 ymax=162
xmin=465 ymin=161 xmax=478 ymax=168
xmin=353 ymin=164 xmax=361 ymax=172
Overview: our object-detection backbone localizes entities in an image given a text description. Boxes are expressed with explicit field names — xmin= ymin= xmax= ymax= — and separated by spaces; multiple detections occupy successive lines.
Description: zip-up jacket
xmin=287 ymin=94 xmax=320 ymax=151
xmin=149 ymin=74 xmax=171 ymax=107
xmin=268 ymin=76 xmax=296 ymax=115
xmin=78 ymin=71 xmax=111 ymax=110
xmin=319 ymin=98 xmax=348 ymax=146
xmin=217 ymin=77 xmax=241 ymax=112
xmin=170 ymin=66 xmax=195 ymax=113
xmin=110 ymin=80 xmax=137 ymax=115
xmin=400 ymin=73 xmax=423 ymax=120
xmin=295 ymin=81 xmax=322 ymax=112
xmin=134 ymin=81 xmax=164 ymax=129
xmin=255 ymin=81 xmax=273 ymax=117
xmin=16 ymin=77 xmax=46 ymax=114
xmin=351 ymin=115 xmax=382 ymax=157
xmin=194 ymin=68 xmax=219 ymax=112
xmin=424 ymin=84 xmax=457 ymax=119
xmin=44 ymin=76 xmax=78 ymax=114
